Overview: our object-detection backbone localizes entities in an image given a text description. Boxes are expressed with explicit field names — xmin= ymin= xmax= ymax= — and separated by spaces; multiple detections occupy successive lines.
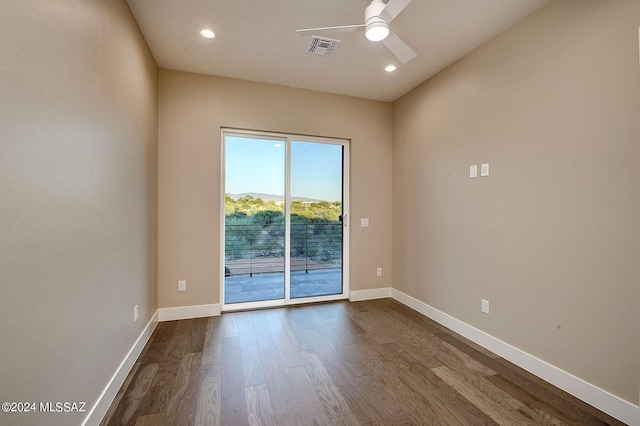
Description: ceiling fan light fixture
xmin=365 ymin=21 xmax=389 ymax=41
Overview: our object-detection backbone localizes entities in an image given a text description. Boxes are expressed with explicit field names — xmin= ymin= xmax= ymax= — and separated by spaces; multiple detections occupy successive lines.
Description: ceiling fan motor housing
xmin=365 ymin=0 xmax=389 ymax=41
xmin=366 ymin=0 xmax=387 ymax=24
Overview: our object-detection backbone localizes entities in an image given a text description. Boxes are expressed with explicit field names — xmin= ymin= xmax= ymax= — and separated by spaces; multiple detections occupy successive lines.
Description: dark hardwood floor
xmin=101 ymin=299 xmax=625 ymax=426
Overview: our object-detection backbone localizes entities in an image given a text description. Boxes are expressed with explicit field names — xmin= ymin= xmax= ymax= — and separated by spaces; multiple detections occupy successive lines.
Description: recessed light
xmin=199 ymin=28 xmax=216 ymax=39
xmin=385 ymin=65 xmax=397 ymax=73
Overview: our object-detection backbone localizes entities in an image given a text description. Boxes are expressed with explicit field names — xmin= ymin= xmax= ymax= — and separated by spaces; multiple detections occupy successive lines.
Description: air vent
xmin=305 ymin=36 xmax=341 ymax=57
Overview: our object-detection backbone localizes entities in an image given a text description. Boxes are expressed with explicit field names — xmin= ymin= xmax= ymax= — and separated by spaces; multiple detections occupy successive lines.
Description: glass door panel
xmin=223 ymin=135 xmax=285 ymax=304
xmin=290 ymin=141 xmax=343 ymax=298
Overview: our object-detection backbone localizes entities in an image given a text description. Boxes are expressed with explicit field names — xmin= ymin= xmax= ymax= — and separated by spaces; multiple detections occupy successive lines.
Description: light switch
xmin=481 ymin=163 xmax=489 ymax=177
xmin=470 ymin=165 xmax=478 ymax=178
xmin=360 ymin=218 xmax=369 ymax=228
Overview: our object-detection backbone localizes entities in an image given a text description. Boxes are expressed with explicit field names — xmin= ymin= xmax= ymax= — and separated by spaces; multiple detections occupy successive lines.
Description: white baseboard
xmin=158 ymin=303 xmax=221 ymax=321
xmin=349 ymin=287 xmax=392 ymax=302
xmin=390 ymin=289 xmax=640 ymax=426
xmin=82 ymin=311 xmax=158 ymax=426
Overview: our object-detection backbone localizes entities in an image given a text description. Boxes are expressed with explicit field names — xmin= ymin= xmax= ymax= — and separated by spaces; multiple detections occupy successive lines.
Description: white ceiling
xmin=127 ymin=0 xmax=552 ymax=102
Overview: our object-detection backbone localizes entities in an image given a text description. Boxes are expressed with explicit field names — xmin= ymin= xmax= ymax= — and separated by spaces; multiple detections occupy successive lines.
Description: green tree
xmin=225 ymin=196 xmax=341 ymax=263
xmin=253 ymin=210 xmax=284 ymax=226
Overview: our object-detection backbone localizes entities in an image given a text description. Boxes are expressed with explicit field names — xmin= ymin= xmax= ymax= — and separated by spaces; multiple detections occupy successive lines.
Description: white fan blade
xmin=383 ymin=31 xmax=417 ymax=64
xmin=296 ymin=24 xmax=365 ymax=36
xmin=380 ymin=0 xmax=412 ymax=22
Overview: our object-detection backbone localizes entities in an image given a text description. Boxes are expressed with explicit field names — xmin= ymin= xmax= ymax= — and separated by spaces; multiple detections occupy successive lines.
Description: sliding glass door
xmin=221 ymin=129 xmax=349 ymax=310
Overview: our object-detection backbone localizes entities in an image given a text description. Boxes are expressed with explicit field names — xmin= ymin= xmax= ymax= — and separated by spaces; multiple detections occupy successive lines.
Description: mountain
xmin=229 ymin=193 xmax=330 ymax=203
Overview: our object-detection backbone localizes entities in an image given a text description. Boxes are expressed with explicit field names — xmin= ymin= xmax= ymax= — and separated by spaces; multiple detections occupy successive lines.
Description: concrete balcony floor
xmin=224 ymin=268 xmax=342 ymax=304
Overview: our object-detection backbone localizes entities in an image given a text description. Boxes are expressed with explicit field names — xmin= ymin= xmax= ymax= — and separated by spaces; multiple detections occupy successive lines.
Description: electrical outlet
xmin=376 ymin=267 xmax=383 ymax=277
xmin=360 ymin=218 xmax=369 ymax=228
xmin=178 ymin=280 xmax=186 ymax=292
xmin=134 ymin=305 xmax=139 ymax=322
xmin=481 ymin=299 xmax=490 ymax=314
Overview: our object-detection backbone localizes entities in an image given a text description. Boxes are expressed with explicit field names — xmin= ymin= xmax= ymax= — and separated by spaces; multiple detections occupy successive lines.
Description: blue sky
xmin=225 ymin=136 xmax=343 ymax=202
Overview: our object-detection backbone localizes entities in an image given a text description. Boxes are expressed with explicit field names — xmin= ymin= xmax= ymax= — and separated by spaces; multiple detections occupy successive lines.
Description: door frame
xmin=220 ymin=128 xmax=350 ymax=312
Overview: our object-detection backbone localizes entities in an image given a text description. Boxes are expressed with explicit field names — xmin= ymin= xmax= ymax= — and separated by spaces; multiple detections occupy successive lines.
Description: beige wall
xmin=392 ymin=0 xmax=640 ymax=404
xmin=158 ymin=70 xmax=392 ymax=308
xmin=0 ymin=0 xmax=158 ymax=425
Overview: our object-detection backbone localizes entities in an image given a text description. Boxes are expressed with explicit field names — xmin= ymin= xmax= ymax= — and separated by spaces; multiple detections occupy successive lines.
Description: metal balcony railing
xmin=224 ymin=222 xmax=342 ymax=277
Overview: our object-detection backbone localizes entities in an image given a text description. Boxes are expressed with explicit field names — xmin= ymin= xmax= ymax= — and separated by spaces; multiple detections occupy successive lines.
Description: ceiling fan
xmin=296 ymin=0 xmax=417 ymax=64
